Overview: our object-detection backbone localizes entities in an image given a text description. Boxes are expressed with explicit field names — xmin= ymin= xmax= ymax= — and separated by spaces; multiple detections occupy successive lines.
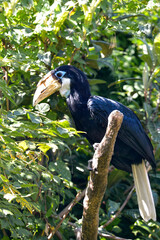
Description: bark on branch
xmin=81 ymin=110 xmax=124 ymax=240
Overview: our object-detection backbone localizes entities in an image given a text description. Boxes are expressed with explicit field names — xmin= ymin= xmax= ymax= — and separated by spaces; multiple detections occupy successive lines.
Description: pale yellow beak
xmin=33 ymin=70 xmax=62 ymax=106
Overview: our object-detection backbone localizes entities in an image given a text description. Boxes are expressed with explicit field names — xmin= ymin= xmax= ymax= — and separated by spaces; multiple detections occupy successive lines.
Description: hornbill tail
xmin=132 ymin=160 xmax=156 ymax=221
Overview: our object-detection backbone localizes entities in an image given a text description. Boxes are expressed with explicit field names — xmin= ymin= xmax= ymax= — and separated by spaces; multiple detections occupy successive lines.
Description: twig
xmin=98 ymin=231 xmax=132 ymax=240
xmin=55 ymin=231 xmax=63 ymax=240
xmin=48 ymin=189 xmax=86 ymax=240
xmin=69 ymin=48 xmax=80 ymax=65
xmin=2 ymin=67 xmax=9 ymax=111
xmin=2 ymin=229 xmax=8 ymax=237
xmin=35 ymin=183 xmax=43 ymax=202
xmin=58 ymin=188 xmax=86 ymax=218
xmin=112 ymin=14 xmax=148 ymax=22
xmin=101 ymin=186 xmax=135 ymax=228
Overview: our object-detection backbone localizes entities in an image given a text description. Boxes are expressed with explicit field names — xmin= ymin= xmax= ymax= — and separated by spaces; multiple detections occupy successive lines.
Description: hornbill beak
xmin=33 ymin=70 xmax=62 ymax=106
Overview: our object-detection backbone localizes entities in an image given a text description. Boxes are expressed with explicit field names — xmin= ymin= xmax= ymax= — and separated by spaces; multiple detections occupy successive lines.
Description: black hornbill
xmin=33 ymin=65 xmax=156 ymax=222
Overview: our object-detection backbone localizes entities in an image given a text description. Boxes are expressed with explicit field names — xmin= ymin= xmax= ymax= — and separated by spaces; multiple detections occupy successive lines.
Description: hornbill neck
xmin=67 ymin=75 xmax=91 ymax=106
xmin=66 ymin=80 xmax=92 ymax=134
xmin=69 ymin=87 xmax=91 ymax=105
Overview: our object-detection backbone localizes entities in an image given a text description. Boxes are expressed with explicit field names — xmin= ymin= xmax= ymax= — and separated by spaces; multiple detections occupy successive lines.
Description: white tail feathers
xmin=132 ymin=160 xmax=156 ymax=222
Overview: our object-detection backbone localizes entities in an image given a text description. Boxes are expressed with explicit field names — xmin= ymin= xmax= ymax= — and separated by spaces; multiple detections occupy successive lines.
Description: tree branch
xmin=81 ymin=110 xmax=124 ymax=240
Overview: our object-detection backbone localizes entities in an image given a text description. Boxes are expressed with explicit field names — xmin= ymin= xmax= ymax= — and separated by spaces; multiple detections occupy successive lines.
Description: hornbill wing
xmin=87 ymin=96 xmax=155 ymax=168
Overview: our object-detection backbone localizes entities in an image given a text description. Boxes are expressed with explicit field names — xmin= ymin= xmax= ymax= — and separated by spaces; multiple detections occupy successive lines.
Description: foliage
xmin=0 ymin=0 xmax=160 ymax=239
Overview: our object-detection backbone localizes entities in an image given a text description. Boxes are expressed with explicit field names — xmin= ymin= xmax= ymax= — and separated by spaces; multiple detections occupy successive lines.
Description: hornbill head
xmin=33 ymin=65 xmax=90 ymax=106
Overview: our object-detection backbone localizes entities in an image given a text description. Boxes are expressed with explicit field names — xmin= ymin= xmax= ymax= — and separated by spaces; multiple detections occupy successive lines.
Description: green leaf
xmin=4 ymin=193 xmax=16 ymax=202
xmin=17 ymin=228 xmax=31 ymax=237
xmin=38 ymin=51 xmax=51 ymax=66
xmin=56 ymin=119 xmax=70 ymax=128
xmin=35 ymin=103 xmax=50 ymax=113
xmin=82 ymin=0 xmax=102 ymax=27
xmin=147 ymin=120 xmax=160 ymax=143
xmin=20 ymin=183 xmax=37 ymax=188
xmin=154 ymin=33 xmax=160 ymax=64
xmin=49 ymin=161 xmax=71 ymax=181
xmin=0 ymin=209 xmax=13 ymax=216
xmin=19 ymin=140 xmax=29 ymax=151
xmin=142 ymin=62 xmax=149 ymax=90
xmin=57 ymin=126 xmax=69 ymax=135
xmin=0 ymin=174 xmax=9 ymax=182
xmin=138 ymin=38 xmax=155 ymax=68
xmin=37 ymin=143 xmax=51 ymax=153
xmin=92 ymin=40 xmax=113 ymax=57
xmin=107 ymin=169 xmax=127 ymax=188
xmin=141 ymin=54 xmax=153 ymax=69
xmin=41 ymin=172 xmax=52 ymax=182
xmin=0 ymin=79 xmax=16 ymax=105
xmin=37 ymin=128 xmax=56 ymax=137
xmin=143 ymin=102 xmax=152 ymax=117
xmin=112 ymin=225 xmax=122 ymax=234
xmin=48 ymin=142 xmax=58 ymax=152
xmin=28 ymin=112 xmax=42 ymax=124
xmin=108 ymin=199 xmax=120 ymax=215
xmin=13 ymin=109 xmax=26 ymax=116
xmin=89 ymin=79 xmax=106 ymax=85
xmin=54 ymin=9 xmax=69 ymax=34
xmin=45 ymin=202 xmax=54 ymax=218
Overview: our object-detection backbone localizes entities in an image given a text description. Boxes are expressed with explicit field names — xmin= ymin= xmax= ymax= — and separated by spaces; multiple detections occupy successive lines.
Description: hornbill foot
xmin=87 ymin=159 xmax=98 ymax=174
xmin=93 ymin=143 xmax=99 ymax=151
xmin=87 ymin=159 xmax=93 ymax=171
xmin=87 ymin=143 xmax=100 ymax=171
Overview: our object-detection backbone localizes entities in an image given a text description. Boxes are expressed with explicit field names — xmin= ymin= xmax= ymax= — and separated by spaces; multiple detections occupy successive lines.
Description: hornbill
xmin=33 ymin=65 xmax=156 ymax=222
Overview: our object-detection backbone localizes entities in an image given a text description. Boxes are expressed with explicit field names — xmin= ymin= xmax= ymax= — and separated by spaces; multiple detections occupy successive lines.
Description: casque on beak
xmin=33 ymin=70 xmax=62 ymax=106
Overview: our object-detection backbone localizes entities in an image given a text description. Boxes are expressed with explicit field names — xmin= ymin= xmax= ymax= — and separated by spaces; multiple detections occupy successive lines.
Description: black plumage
xmin=55 ymin=65 xmax=156 ymax=173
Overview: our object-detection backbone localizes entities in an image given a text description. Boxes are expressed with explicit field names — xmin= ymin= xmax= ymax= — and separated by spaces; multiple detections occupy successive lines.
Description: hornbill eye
xmin=55 ymin=71 xmax=66 ymax=79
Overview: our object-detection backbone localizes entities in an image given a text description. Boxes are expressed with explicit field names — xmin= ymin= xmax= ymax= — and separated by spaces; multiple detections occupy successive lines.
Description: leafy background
xmin=0 ymin=0 xmax=160 ymax=239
